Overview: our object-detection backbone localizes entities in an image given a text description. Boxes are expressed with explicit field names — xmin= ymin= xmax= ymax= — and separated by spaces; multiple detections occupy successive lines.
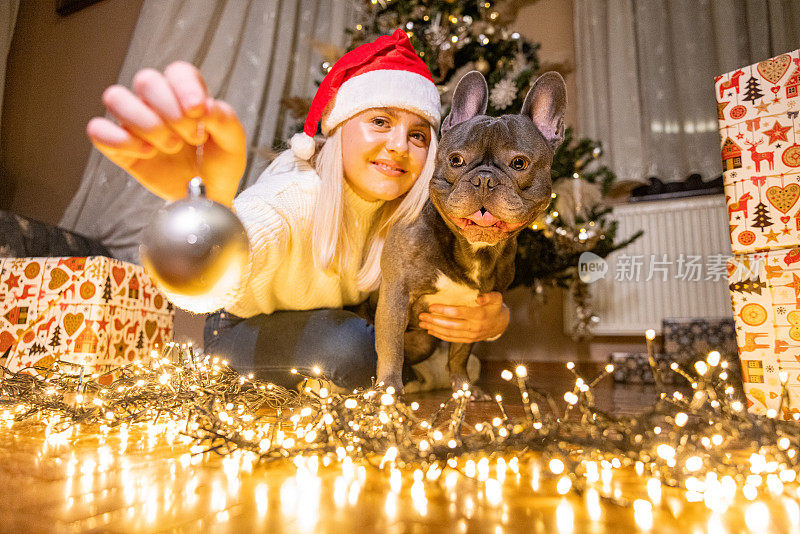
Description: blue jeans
xmin=203 ymin=309 xmax=411 ymax=390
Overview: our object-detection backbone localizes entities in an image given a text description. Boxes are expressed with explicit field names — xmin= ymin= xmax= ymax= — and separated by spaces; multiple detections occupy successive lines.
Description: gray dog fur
xmin=374 ymin=70 xmax=567 ymax=396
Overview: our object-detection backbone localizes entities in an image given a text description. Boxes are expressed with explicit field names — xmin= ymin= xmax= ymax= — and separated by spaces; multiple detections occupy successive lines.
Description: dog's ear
xmin=441 ymin=71 xmax=488 ymax=136
xmin=521 ymin=71 xmax=566 ymax=149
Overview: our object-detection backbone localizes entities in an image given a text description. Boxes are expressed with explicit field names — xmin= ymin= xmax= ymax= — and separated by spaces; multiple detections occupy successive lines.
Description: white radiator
xmin=565 ymin=195 xmax=734 ymax=336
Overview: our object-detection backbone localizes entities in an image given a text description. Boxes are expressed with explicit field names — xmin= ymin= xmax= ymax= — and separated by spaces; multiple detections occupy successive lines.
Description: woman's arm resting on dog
xmin=418 ymin=291 xmax=510 ymax=343
xmin=86 ymin=61 xmax=246 ymax=206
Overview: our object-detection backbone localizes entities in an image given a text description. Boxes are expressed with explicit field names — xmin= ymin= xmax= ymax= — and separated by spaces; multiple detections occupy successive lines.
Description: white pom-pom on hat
xmin=290 ymin=132 xmax=316 ymax=160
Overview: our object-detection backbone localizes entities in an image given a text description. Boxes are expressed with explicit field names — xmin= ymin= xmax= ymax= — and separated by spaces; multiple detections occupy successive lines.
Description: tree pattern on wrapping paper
xmin=102 ymin=275 xmax=112 ymax=303
xmin=48 ymin=324 xmax=62 ymax=348
xmin=729 ymin=277 xmax=766 ymax=295
xmin=136 ymin=330 xmax=145 ymax=350
xmin=28 ymin=342 xmax=47 ymax=356
xmin=743 ymin=75 xmax=764 ymax=104
xmin=751 ymin=201 xmax=774 ymax=230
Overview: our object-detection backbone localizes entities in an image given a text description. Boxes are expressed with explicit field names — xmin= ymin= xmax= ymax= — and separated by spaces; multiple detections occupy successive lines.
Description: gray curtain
xmin=574 ymin=0 xmax=800 ymax=183
xmin=61 ymin=0 xmax=354 ymax=262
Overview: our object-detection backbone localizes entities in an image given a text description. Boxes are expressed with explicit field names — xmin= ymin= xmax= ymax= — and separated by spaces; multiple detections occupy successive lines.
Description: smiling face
xmin=340 ymin=108 xmax=432 ymax=202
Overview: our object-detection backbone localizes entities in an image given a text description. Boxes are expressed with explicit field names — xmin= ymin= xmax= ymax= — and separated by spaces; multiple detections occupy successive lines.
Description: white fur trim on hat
xmin=321 ymin=69 xmax=441 ymax=135
xmin=290 ymin=132 xmax=317 ymax=160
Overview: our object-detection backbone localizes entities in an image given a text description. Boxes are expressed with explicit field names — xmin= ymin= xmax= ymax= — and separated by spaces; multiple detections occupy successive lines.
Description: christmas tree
xmin=751 ymin=201 xmax=773 ymax=231
xmin=742 ymin=75 xmax=763 ymax=104
xmin=136 ymin=331 xmax=145 ymax=350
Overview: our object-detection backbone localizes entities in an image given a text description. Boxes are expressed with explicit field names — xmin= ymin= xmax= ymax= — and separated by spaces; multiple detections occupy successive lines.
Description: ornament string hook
xmin=189 ymin=121 xmax=206 ymax=199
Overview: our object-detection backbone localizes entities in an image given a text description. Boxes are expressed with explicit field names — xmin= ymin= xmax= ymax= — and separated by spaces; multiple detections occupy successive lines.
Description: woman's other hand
xmin=418 ymin=291 xmax=510 ymax=343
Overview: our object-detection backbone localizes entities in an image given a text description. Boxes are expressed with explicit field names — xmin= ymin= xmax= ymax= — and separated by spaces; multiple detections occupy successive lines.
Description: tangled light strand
xmin=0 ymin=343 xmax=799 ymax=511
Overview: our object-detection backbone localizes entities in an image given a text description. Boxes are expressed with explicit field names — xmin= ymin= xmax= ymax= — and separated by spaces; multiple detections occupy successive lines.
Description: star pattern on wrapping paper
xmin=765 ymin=229 xmax=781 ymax=243
xmin=96 ymin=317 xmax=109 ymax=332
xmin=3 ymin=272 xmax=20 ymax=290
xmin=755 ymin=101 xmax=771 ymax=114
xmin=113 ymin=339 xmax=127 ymax=358
xmin=783 ymin=227 xmax=792 ymax=235
xmin=763 ymin=121 xmax=791 ymax=144
xmin=736 ymin=133 xmax=745 ymax=139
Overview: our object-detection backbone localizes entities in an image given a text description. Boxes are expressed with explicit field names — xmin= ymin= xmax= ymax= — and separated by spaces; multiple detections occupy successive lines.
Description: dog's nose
xmin=479 ymin=207 xmax=487 ymax=215
xmin=470 ymin=173 xmax=497 ymax=190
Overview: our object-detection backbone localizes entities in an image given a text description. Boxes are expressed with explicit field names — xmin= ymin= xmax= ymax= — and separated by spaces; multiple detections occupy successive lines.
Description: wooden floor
xmin=0 ymin=362 xmax=796 ymax=533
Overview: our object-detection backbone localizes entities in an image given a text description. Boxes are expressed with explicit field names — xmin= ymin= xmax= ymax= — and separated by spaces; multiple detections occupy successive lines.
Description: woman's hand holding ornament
xmin=87 ymin=61 xmax=246 ymax=206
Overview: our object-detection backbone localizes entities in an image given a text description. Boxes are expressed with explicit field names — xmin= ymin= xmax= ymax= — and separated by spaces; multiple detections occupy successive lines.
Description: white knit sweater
xmin=171 ymin=150 xmax=384 ymax=316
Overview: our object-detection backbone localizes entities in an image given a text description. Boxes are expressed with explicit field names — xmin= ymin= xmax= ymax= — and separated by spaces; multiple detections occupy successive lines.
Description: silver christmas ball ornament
xmin=140 ymin=178 xmax=250 ymax=313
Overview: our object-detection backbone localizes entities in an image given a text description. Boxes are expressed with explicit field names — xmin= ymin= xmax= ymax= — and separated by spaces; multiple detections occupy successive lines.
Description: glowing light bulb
xmin=694 ymin=361 xmax=708 ymax=376
xmin=685 ymin=456 xmax=703 ymax=472
xmin=556 ymin=476 xmax=572 ymax=494
xmin=656 ymin=444 xmax=675 ymax=461
xmin=550 ymin=459 xmax=565 ymax=474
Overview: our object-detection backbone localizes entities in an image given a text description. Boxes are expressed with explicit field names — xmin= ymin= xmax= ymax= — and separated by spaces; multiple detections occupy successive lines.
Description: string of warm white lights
xmin=1 ymin=341 xmax=799 ymax=519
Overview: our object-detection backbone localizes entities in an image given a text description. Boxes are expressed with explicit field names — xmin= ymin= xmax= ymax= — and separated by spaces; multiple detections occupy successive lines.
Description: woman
xmin=87 ymin=30 xmax=509 ymax=389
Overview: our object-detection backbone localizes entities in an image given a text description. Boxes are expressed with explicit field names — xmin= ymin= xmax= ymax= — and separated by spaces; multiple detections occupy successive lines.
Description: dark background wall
xmin=1 ymin=0 xmax=144 ymax=223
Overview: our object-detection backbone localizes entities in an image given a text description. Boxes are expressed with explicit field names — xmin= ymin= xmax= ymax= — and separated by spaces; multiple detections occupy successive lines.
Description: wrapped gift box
xmin=728 ymin=249 xmax=800 ymax=419
xmin=0 ymin=256 xmax=174 ymax=374
xmin=659 ymin=317 xmax=741 ymax=387
xmin=610 ymin=352 xmax=655 ymax=385
xmin=717 ymin=48 xmax=800 ymax=254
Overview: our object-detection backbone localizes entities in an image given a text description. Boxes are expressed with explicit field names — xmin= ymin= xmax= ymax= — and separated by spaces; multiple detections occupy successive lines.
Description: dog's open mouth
xmin=452 ymin=210 xmax=524 ymax=233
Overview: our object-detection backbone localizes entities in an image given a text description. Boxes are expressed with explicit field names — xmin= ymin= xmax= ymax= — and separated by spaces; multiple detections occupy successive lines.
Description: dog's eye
xmin=510 ymin=157 xmax=529 ymax=170
xmin=449 ymin=154 xmax=464 ymax=167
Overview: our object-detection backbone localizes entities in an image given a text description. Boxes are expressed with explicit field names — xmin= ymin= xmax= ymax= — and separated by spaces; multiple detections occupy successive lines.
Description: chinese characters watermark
xmin=578 ymin=253 xmax=754 ymax=284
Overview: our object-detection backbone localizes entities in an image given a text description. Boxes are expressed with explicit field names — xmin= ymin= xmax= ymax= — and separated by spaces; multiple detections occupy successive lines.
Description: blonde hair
xmin=311 ymin=125 xmax=438 ymax=292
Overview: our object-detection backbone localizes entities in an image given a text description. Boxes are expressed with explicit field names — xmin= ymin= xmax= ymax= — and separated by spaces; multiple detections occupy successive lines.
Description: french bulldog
xmin=374 ymin=70 xmax=566 ymax=397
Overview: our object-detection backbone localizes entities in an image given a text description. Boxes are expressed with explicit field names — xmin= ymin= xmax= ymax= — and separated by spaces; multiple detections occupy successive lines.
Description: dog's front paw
xmin=466 ymin=385 xmax=492 ymax=402
xmin=375 ymin=374 xmax=404 ymax=395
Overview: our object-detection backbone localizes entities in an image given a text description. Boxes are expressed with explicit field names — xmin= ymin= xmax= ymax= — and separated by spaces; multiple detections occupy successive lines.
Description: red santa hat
xmin=290 ymin=29 xmax=441 ymax=160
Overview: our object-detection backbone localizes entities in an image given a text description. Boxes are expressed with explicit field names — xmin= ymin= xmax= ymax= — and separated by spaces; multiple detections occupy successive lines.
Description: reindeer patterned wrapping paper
xmin=720 ymin=50 xmax=800 ymax=418
xmin=0 ymin=257 xmax=174 ymax=374
xmin=717 ymin=48 xmax=800 ymax=254
xmin=728 ymin=250 xmax=800 ymax=419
